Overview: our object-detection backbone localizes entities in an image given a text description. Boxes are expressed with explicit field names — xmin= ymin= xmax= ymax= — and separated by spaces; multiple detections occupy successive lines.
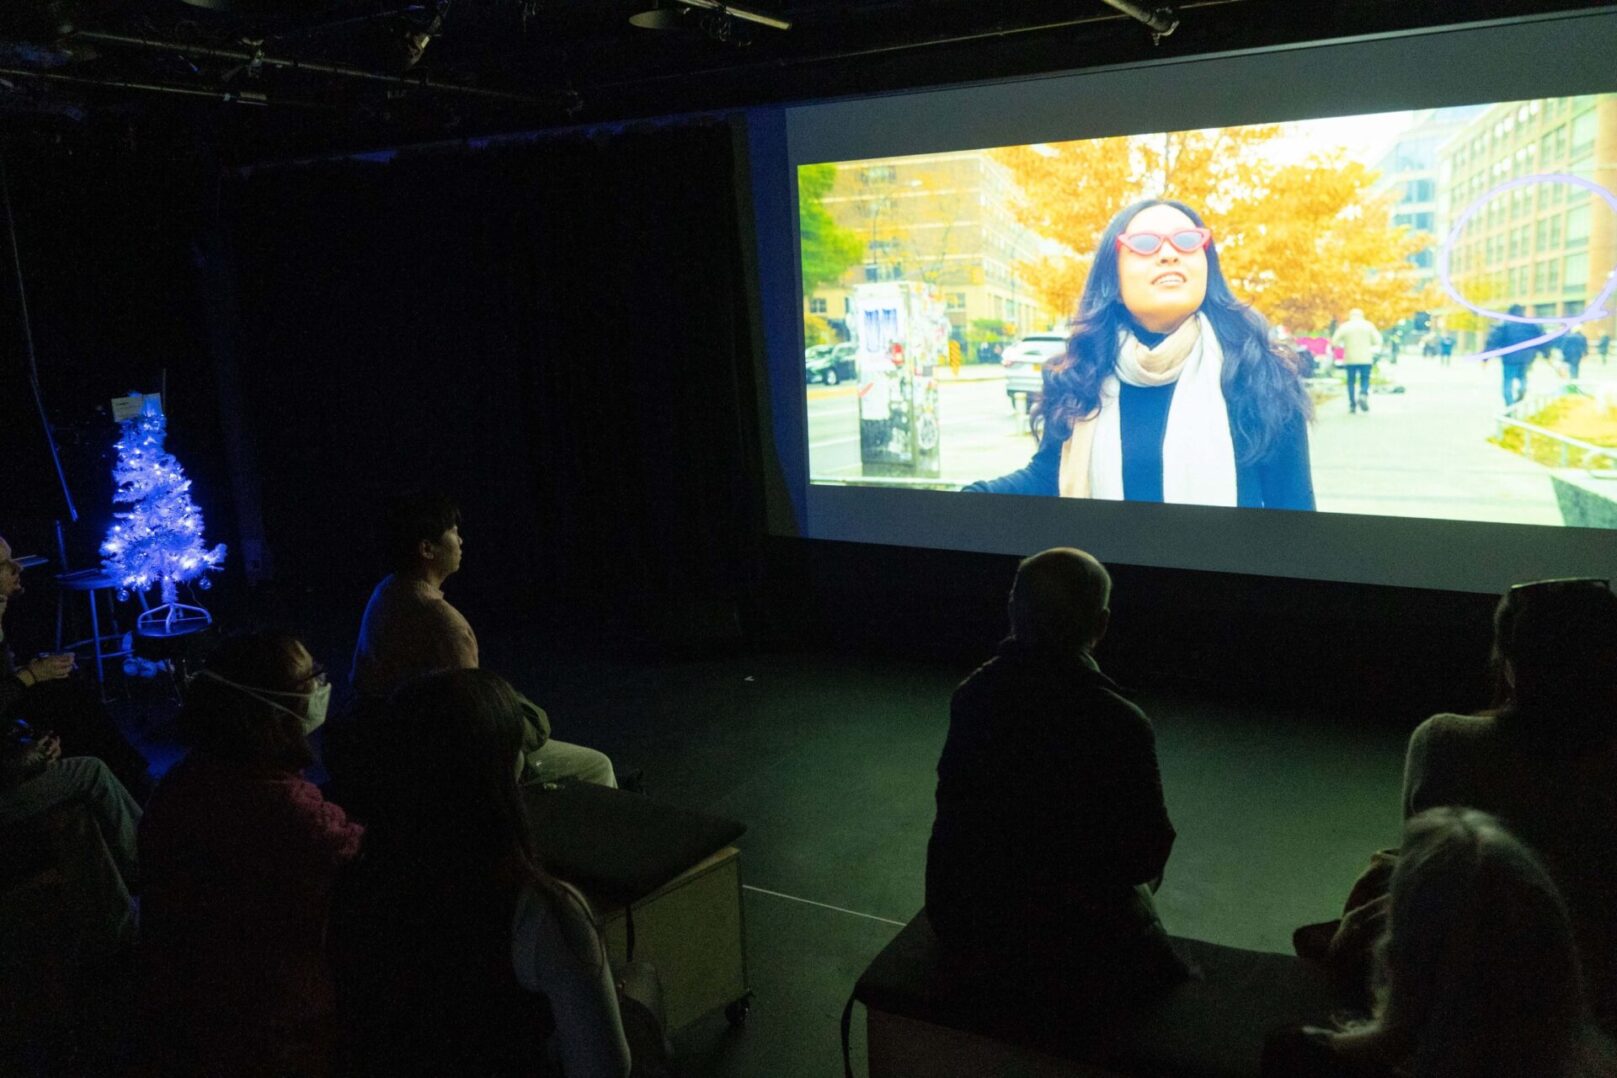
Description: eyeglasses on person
xmin=1116 ymin=227 xmax=1213 ymax=257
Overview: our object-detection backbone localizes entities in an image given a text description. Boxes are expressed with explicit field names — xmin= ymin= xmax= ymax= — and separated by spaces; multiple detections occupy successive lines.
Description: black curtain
xmin=225 ymin=123 xmax=761 ymax=637
xmin=0 ymin=121 xmax=223 ymax=576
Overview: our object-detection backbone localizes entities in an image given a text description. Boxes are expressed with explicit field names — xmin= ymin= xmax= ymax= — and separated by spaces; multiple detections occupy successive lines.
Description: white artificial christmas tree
xmin=100 ymin=393 xmax=225 ymax=633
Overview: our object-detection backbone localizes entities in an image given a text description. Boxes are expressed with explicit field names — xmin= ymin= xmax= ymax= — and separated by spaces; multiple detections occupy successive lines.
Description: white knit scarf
xmin=1057 ymin=312 xmax=1237 ymax=506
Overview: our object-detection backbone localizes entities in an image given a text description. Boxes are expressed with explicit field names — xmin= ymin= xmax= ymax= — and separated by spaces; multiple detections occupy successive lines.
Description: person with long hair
xmin=329 ymin=668 xmax=645 ymax=1077
xmin=137 ymin=631 xmax=364 ymax=1077
xmin=1401 ymin=577 xmax=1617 ymax=1034
xmin=1264 ymin=808 xmax=1617 ymax=1077
xmin=965 ymin=199 xmax=1315 ymax=509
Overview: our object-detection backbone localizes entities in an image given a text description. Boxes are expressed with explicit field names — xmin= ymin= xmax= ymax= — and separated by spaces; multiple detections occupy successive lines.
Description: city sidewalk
xmin=1309 ymin=351 xmax=1569 ymax=525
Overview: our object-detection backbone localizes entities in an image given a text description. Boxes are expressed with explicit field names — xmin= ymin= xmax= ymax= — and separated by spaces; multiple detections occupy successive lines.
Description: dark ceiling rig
xmin=0 ymin=0 xmax=570 ymax=121
xmin=0 ymin=0 xmax=1203 ymax=128
xmin=0 ymin=0 xmax=1602 ymax=145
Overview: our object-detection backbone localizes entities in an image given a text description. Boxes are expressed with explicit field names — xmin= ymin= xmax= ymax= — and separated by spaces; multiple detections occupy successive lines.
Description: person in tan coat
xmin=1331 ymin=308 xmax=1383 ymax=414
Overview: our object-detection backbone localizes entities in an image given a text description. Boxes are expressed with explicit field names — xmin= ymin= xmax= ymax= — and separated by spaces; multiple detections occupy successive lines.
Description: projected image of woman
xmin=965 ymin=200 xmax=1315 ymax=509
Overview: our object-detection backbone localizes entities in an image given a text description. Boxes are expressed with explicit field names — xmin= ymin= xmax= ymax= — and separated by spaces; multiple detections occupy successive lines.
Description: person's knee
xmin=531 ymin=741 xmax=617 ymax=788
xmin=564 ymin=745 xmax=617 ymax=788
xmin=56 ymin=754 xmax=115 ymax=792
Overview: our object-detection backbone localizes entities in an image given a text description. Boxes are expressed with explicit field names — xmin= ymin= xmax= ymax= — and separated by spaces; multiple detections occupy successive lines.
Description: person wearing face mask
xmin=963 ymin=199 xmax=1315 ymax=510
xmin=136 ymin=631 xmax=364 ymax=1077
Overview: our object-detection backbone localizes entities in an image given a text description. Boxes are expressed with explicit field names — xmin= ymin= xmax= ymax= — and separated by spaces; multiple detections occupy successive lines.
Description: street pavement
xmin=805 ymin=354 xmax=1604 ymax=525
xmin=1309 ymin=351 xmax=1571 ymax=525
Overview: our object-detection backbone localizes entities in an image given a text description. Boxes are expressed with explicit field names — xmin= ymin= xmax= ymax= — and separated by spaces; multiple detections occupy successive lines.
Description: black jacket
xmin=962 ymin=406 xmax=1314 ymax=510
xmin=1485 ymin=319 xmax=1545 ymax=364
xmin=925 ymin=640 xmax=1176 ymax=952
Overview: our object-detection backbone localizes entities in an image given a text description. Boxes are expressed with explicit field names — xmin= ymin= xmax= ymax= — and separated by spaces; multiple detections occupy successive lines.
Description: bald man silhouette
xmin=925 ymin=548 xmax=1186 ymax=995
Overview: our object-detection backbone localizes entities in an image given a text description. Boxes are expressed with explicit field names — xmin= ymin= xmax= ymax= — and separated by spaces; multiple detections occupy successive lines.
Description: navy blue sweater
xmin=963 ymin=381 xmax=1316 ymax=510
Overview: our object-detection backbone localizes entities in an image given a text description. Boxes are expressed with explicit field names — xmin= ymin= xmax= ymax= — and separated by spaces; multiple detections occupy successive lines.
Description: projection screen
xmin=748 ymin=8 xmax=1617 ymax=593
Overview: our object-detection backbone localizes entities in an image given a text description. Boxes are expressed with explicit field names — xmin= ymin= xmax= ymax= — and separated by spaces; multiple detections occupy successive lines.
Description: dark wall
xmin=222 ymin=124 xmax=762 ymax=640
xmin=0 ymin=118 xmax=229 ymax=588
xmin=760 ymin=538 xmax=1503 ymax=724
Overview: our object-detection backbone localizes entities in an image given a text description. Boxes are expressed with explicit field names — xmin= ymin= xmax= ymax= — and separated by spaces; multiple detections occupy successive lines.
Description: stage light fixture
xmin=630 ymin=0 xmax=789 ymax=33
xmin=629 ymin=2 xmax=683 ymax=30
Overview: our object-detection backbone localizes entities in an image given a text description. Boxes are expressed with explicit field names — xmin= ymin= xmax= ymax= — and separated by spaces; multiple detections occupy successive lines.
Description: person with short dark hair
xmin=1486 ymin=304 xmax=1544 ymax=408
xmin=1264 ymin=808 xmax=1617 ymax=1077
xmin=925 ymin=548 xmax=1186 ymax=997
xmin=331 ymin=669 xmax=655 ymax=1078
xmin=348 ymin=492 xmax=615 ymax=788
xmin=137 ymin=632 xmax=364 ymax=1077
xmin=1402 ymin=577 xmax=1617 ymax=1034
xmin=1563 ymin=328 xmax=1590 ymax=380
xmin=351 ymin=492 xmax=477 ymax=699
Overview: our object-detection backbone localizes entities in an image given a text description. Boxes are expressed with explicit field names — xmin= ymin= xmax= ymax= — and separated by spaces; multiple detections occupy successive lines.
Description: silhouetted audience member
xmin=0 ymin=533 xmax=151 ymax=799
xmin=925 ymin=547 xmax=1186 ymax=996
xmin=330 ymin=669 xmax=651 ymax=1077
xmin=1401 ymin=577 xmax=1617 ymax=1033
xmin=137 ymin=632 xmax=363 ymax=1077
xmin=0 ymin=719 xmax=141 ymax=899
xmin=1263 ymin=808 xmax=1617 ymax=1077
xmin=346 ymin=491 xmax=615 ymax=787
xmin=0 ymin=534 xmax=142 ymax=927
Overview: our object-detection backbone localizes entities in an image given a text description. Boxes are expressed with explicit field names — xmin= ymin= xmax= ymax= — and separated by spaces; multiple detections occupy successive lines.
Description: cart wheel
xmin=725 ymin=994 xmax=753 ymax=1027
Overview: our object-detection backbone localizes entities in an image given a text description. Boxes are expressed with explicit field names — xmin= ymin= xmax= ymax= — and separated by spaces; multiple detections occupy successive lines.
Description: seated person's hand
xmin=8 ymin=731 xmax=59 ymax=774
xmin=25 ymin=653 xmax=76 ymax=683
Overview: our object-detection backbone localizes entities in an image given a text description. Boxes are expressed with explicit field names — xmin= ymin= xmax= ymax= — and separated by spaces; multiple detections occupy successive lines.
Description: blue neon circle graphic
xmin=1437 ymin=172 xmax=1617 ymax=362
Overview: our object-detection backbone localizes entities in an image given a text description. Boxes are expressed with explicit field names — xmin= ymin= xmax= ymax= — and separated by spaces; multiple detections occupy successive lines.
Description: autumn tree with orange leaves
xmin=991 ymin=127 xmax=1437 ymax=333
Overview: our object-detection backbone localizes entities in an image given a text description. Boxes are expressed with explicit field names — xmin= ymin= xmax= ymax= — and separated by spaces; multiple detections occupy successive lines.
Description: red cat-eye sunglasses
xmin=1116 ymin=228 xmax=1213 ymax=257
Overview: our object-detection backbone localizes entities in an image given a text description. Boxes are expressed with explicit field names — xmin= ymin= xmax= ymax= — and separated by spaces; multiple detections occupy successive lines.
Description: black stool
xmin=53 ymin=569 xmax=131 ymax=701
xmin=133 ymin=621 xmax=216 ymax=703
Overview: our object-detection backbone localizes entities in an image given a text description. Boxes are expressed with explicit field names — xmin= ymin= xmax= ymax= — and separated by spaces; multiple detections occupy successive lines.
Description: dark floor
xmin=114 ymin=639 xmax=1412 ymax=1078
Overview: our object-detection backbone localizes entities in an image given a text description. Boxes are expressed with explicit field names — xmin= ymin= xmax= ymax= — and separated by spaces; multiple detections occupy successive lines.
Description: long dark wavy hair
xmin=330 ymin=668 xmax=602 ymax=1075
xmin=338 ymin=668 xmax=600 ymax=962
xmin=1033 ymin=198 xmax=1311 ymax=464
xmin=1485 ymin=580 xmax=1617 ymax=753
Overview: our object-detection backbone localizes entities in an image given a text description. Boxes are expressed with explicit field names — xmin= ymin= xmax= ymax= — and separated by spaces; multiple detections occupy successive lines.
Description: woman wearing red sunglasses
xmin=964 ymin=199 xmax=1314 ymax=510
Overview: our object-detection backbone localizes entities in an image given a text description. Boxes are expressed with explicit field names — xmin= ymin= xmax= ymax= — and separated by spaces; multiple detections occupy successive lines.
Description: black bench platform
xmin=852 ymin=910 xmax=1357 ymax=1078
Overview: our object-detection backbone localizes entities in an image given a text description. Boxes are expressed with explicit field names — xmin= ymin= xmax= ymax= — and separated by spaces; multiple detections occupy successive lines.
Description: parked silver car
xmin=1001 ymin=332 xmax=1067 ymax=412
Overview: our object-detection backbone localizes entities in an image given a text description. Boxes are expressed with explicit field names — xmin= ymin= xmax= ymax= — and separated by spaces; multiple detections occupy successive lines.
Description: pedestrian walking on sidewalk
xmin=1332 ymin=308 xmax=1382 ymax=415
xmin=1561 ymin=328 xmax=1589 ymax=380
xmin=1485 ymin=305 xmax=1544 ymax=409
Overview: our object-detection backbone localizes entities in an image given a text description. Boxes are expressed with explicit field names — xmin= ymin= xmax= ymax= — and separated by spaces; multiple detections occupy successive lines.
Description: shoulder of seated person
xmin=1413 ymin=712 xmax=1494 ymax=742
